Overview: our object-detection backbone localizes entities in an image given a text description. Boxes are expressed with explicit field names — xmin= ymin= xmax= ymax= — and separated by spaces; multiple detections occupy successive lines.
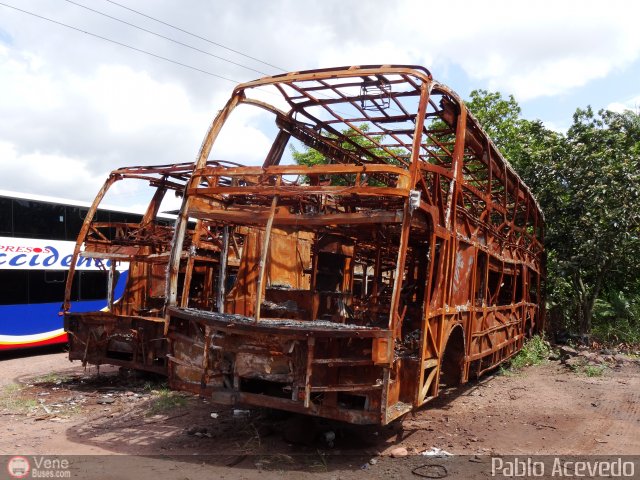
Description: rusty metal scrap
xmin=65 ymin=65 xmax=544 ymax=425
xmin=63 ymin=161 xmax=234 ymax=373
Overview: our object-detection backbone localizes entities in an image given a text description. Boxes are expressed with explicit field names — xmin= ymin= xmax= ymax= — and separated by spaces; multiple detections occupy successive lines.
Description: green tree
xmin=555 ymin=108 xmax=640 ymax=333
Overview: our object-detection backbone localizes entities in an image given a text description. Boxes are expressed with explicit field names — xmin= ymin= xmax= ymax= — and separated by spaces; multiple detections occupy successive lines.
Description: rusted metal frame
xmin=444 ymin=101 xmax=468 ymax=230
xmin=303 ymin=337 xmax=315 ymax=408
xmin=239 ymin=98 xmax=378 ymax=175
xmin=430 ymin=173 xmax=445 ymax=227
xmin=416 ymin=169 xmax=435 ymax=206
xmin=109 ymin=161 xmax=200 ymax=176
xmin=471 ymin=313 xmax=522 ymax=337
xmin=390 ymin=82 xmax=434 ymax=408
xmin=190 ymin=185 xmax=409 ymax=197
xmin=330 ymin=112 xmax=415 ymax=125
xmin=387 ymin=81 xmax=430 ymax=331
xmin=180 ymin=219 xmax=206 ymax=308
xmin=254 ymin=195 xmax=279 ymax=323
xmin=168 ymin=330 xmax=206 ymax=350
xmin=166 ymin=311 xmax=390 ymax=340
xmin=187 ymin=204 xmax=404 ymax=226
xmin=310 ymin=384 xmax=382 ymax=393
xmin=422 ymin=128 xmax=455 ymax=163
xmin=334 ymin=109 xmax=417 ymax=162
xmin=277 ymin=112 xmax=382 ymax=167
xmin=434 ymin=312 xmax=457 ymax=397
xmin=262 ymin=129 xmax=292 ymax=168
xmin=461 ymin=157 xmax=488 ymax=188
xmin=371 ymin=239 xmax=382 ymax=304
xmin=312 ymin=358 xmax=373 ymax=367
xmin=139 ymin=183 xmax=169 ymax=230
xmin=147 ymin=177 xmax=188 ymax=192
xmin=86 ymin=224 xmax=111 ymax=242
xmin=284 ymin=83 xmax=392 ymax=163
xmin=236 ymin=65 xmax=432 ymax=95
xmin=63 ymin=174 xmax=118 ymax=312
xmin=314 ymin=78 xmax=417 ymax=159
xmin=293 ymin=75 xmax=411 ymax=94
xmin=465 ymin=246 xmax=481 ymax=373
xmin=301 ymin=78 xmax=416 ymax=111
xmin=285 ymin=82 xmax=409 ymax=167
xmin=416 ymin=229 xmax=440 ymax=405
xmin=107 ymin=261 xmax=116 ymax=311
xmin=215 ymin=226 xmax=229 ymax=313
xmin=194 ymin=163 xmax=410 ymax=177
xmin=388 ymin=89 xmax=413 ymax=119
xmin=166 ymin=92 xmax=242 ymax=315
xmin=216 ymin=389 xmax=379 ymax=425
xmin=467 ymin=332 xmax=524 ymax=362
xmin=439 ymin=107 xmax=468 ymax=382
xmin=199 ymin=325 xmax=213 ymax=388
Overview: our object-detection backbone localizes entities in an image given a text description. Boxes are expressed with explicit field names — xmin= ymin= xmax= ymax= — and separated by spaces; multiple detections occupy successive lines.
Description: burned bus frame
xmin=63 ymin=161 xmax=238 ymax=374
xmin=164 ymin=65 xmax=545 ymax=425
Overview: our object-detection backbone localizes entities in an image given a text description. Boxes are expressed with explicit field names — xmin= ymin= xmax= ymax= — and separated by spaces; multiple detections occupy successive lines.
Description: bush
xmin=508 ymin=335 xmax=550 ymax=370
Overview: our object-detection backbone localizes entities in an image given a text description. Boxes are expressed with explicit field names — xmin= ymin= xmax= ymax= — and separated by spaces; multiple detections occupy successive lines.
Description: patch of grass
xmin=32 ymin=372 xmax=72 ymax=384
xmin=147 ymin=388 xmax=187 ymax=415
xmin=582 ymin=365 xmax=606 ymax=377
xmin=0 ymin=384 xmax=38 ymax=414
xmin=508 ymin=335 xmax=551 ymax=371
xmin=498 ymin=365 xmax=516 ymax=376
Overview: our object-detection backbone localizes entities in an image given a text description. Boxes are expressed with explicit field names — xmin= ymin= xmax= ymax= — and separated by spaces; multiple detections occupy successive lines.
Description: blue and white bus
xmin=0 ymin=190 xmax=140 ymax=350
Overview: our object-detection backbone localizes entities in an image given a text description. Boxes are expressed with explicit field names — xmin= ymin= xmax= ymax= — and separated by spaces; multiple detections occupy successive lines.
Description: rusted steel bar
xmin=217 ymin=226 xmax=229 ymax=313
xmin=304 ymin=336 xmax=315 ymax=408
xmin=254 ymin=195 xmax=279 ymax=322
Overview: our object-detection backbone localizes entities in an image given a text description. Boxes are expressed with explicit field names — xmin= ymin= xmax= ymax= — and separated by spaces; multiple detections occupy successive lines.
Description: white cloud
xmin=208 ymin=104 xmax=276 ymax=166
xmin=0 ymin=140 xmax=104 ymax=200
xmin=1 ymin=0 xmax=640 ymax=200
xmin=386 ymin=0 xmax=640 ymax=100
xmin=73 ymin=65 xmax=209 ymax=133
xmin=607 ymin=96 xmax=640 ymax=113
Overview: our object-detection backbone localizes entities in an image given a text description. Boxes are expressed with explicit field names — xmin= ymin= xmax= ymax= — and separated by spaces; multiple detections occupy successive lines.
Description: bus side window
xmin=13 ymin=200 xmax=66 ymax=240
xmin=0 ymin=197 xmax=12 ymax=235
xmin=29 ymin=271 xmax=67 ymax=303
xmin=65 ymin=206 xmax=88 ymax=241
xmin=0 ymin=270 xmax=28 ymax=305
xmin=77 ymin=271 xmax=111 ymax=301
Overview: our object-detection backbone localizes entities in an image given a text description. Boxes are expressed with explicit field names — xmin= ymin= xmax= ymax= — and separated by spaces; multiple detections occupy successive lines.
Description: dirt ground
xmin=1 ymin=346 xmax=639 ymax=479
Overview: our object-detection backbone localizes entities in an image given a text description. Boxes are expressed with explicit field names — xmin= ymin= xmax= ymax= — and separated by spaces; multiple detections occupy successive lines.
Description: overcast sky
xmin=1 ymin=0 xmax=639 ymax=208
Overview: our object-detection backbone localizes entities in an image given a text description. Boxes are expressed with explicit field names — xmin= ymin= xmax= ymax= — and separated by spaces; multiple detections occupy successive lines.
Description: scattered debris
xmin=412 ymin=464 xmax=448 ymax=478
xmin=389 ymin=446 xmax=409 ymax=458
xmin=420 ymin=447 xmax=453 ymax=457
